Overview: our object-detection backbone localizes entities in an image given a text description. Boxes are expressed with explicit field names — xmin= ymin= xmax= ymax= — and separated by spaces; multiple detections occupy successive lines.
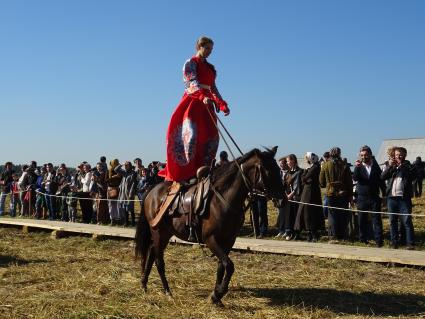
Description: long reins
xmin=205 ymin=103 xmax=252 ymax=192
xmin=204 ymin=103 xmax=259 ymax=238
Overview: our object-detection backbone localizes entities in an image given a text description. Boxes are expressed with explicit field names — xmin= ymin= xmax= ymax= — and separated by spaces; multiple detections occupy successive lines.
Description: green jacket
xmin=319 ymin=159 xmax=353 ymax=197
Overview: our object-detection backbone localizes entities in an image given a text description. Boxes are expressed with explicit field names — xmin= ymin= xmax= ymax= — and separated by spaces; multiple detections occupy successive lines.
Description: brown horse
xmin=135 ymin=147 xmax=285 ymax=305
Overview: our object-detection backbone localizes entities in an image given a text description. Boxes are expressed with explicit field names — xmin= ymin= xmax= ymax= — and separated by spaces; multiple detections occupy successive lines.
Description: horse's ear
xmin=262 ymin=146 xmax=278 ymax=158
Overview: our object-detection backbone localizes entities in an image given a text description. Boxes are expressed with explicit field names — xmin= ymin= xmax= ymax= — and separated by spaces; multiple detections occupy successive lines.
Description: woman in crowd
xmin=107 ymin=159 xmax=122 ymax=225
xmin=282 ymin=154 xmax=303 ymax=240
xmin=276 ymin=157 xmax=289 ymax=237
xmin=93 ymin=162 xmax=109 ymax=224
xmin=56 ymin=164 xmax=71 ymax=221
xmin=294 ymin=152 xmax=324 ymax=241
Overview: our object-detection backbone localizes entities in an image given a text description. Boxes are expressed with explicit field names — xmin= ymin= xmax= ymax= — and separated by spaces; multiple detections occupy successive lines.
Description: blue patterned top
xmin=183 ymin=58 xmax=200 ymax=94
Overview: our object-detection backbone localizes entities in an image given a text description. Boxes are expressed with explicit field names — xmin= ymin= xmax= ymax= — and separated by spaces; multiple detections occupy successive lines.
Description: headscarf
xmin=305 ymin=152 xmax=319 ymax=167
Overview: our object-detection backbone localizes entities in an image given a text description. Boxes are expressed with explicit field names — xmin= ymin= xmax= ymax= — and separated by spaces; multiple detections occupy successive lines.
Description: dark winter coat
xmin=294 ymin=162 xmax=325 ymax=231
xmin=283 ymin=167 xmax=303 ymax=230
xmin=352 ymin=158 xmax=385 ymax=198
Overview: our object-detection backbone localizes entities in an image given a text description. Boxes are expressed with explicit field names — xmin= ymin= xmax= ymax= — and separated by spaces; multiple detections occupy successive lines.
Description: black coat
xmin=294 ymin=163 xmax=325 ymax=232
xmin=352 ymin=158 xmax=385 ymax=198
xmin=413 ymin=160 xmax=425 ymax=180
xmin=283 ymin=167 xmax=303 ymax=231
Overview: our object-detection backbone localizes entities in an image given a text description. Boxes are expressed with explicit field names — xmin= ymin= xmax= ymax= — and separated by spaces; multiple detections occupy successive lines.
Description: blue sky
xmin=1 ymin=0 xmax=424 ymax=167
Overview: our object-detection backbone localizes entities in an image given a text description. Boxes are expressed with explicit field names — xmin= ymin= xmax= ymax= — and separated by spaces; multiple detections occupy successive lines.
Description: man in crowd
xmin=319 ymin=147 xmax=353 ymax=240
xmin=133 ymin=158 xmax=144 ymax=176
xmin=115 ymin=161 xmax=138 ymax=226
xmin=0 ymin=162 xmax=14 ymax=216
xmin=353 ymin=145 xmax=385 ymax=247
xmin=413 ymin=156 xmax=424 ymax=197
xmin=321 ymin=152 xmax=331 ymax=219
xmin=100 ymin=156 xmax=108 ymax=172
xmin=381 ymin=147 xmax=415 ymax=249
xmin=251 ymin=194 xmax=268 ymax=239
xmin=216 ymin=151 xmax=229 ymax=167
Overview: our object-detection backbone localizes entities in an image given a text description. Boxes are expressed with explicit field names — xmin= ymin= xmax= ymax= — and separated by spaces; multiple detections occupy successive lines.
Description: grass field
xmin=1 ymin=227 xmax=425 ymax=319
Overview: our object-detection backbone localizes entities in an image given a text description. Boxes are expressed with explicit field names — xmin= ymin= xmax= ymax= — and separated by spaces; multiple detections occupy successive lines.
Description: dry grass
xmin=1 ymin=227 xmax=425 ymax=319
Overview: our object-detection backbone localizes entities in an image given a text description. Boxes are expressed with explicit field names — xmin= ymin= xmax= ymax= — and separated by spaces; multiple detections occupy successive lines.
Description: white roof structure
xmin=376 ymin=137 xmax=425 ymax=165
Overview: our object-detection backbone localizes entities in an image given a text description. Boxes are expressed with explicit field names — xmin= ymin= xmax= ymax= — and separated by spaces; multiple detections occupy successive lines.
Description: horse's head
xmin=240 ymin=146 xmax=285 ymax=201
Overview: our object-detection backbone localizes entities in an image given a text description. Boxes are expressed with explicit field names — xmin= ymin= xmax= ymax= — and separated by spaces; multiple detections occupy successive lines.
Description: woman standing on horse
xmin=159 ymin=36 xmax=230 ymax=182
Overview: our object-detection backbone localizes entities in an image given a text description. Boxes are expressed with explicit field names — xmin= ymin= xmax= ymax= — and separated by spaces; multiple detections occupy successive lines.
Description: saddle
xmin=150 ymin=167 xmax=212 ymax=235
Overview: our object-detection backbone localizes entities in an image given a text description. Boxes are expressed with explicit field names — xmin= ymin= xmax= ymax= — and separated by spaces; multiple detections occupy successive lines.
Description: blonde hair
xmin=196 ymin=36 xmax=214 ymax=51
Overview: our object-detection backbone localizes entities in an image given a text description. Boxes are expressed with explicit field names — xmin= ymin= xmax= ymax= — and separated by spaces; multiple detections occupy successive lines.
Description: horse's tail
xmin=135 ymin=199 xmax=152 ymax=263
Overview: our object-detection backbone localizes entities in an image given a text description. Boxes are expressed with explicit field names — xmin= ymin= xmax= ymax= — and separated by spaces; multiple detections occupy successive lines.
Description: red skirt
xmin=159 ymin=93 xmax=219 ymax=182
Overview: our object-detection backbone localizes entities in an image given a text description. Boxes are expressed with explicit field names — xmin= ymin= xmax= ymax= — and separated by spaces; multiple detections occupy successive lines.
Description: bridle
xmin=241 ymin=161 xmax=281 ymax=204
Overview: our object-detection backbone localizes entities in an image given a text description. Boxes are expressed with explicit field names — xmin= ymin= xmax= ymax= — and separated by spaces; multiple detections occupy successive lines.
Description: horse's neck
xmin=219 ymin=168 xmax=250 ymax=208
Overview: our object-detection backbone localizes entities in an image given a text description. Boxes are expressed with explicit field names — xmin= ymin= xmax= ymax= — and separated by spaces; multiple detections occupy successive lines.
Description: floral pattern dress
xmin=159 ymin=56 xmax=229 ymax=182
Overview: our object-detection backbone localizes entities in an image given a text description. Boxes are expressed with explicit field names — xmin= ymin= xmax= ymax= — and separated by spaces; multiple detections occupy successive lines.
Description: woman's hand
xmin=218 ymin=100 xmax=230 ymax=116
xmin=202 ymin=96 xmax=214 ymax=106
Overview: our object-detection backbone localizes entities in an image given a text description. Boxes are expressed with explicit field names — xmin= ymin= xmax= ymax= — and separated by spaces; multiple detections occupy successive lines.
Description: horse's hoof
xmin=165 ymin=290 xmax=173 ymax=298
xmin=210 ymin=292 xmax=224 ymax=307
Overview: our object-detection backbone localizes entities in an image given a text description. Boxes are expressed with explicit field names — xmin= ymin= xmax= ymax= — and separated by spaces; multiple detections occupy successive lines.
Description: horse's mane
xmin=211 ymin=148 xmax=261 ymax=190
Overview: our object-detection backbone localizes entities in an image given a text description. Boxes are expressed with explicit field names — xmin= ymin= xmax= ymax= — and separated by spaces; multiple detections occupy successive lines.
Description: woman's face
xmin=286 ymin=158 xmax=296 ymax=169
xmin=197 ymin=43 xmax=213 ymax=58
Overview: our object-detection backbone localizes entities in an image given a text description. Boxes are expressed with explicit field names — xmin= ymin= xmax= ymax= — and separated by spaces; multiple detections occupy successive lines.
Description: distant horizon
xmin=1 ymin=136 xmax=424 ymax=169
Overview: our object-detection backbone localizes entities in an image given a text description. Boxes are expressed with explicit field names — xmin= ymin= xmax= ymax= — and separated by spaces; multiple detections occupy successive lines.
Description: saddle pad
xmin=150 ymin=182 xmax=181 ymax=229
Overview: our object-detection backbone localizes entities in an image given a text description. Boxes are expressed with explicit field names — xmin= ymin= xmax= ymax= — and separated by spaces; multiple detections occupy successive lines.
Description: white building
xmin=376 ymin=137 xmax=425 ymax=166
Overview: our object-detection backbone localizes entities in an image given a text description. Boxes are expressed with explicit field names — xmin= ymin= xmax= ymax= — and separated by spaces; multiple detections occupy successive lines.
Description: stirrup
xmin=187 ymin=225 xmax=196 ymax=242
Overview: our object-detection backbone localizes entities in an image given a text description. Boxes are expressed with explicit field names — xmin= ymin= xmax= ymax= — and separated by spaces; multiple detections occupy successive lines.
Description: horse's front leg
xmin=215 ymin=260 xmax=225 ymax=295
xmin=206 ymin=237 xmax=234 ymax=306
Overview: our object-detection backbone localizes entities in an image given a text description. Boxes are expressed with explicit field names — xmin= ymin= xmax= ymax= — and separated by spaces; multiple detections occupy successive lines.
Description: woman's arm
xmin=211 ymin=83 xmax=223 ymax=100
xmin=183 ymin=59 xmax=201 ymax=94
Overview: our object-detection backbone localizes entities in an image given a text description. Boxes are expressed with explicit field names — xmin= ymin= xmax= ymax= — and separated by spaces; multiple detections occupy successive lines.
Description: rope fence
xmin=1 ymin=189 xmax=423 ymax=217
xmin=1 ymin=189 xmax=417 ymax=218
xmin=287 ymin=199 xmax=425 ymax=217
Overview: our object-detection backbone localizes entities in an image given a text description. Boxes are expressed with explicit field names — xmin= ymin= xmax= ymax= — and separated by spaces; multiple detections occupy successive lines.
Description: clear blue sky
xmin=1 ymin=0 xmax=424 ymax=167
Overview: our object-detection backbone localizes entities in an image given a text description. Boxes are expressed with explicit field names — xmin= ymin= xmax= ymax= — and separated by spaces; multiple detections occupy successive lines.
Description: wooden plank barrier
xmin=1 ymin=217 xmax=425 ymax=267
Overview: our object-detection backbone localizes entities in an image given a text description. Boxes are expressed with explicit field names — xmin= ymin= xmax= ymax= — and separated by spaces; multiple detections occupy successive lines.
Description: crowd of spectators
xmin=0 ymin=157 xmax=164 ymax=226
xmin=250 ymin=145 xmax=424 ymax=250
xmin=1 ymin=146 xmax=424 ymax=250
